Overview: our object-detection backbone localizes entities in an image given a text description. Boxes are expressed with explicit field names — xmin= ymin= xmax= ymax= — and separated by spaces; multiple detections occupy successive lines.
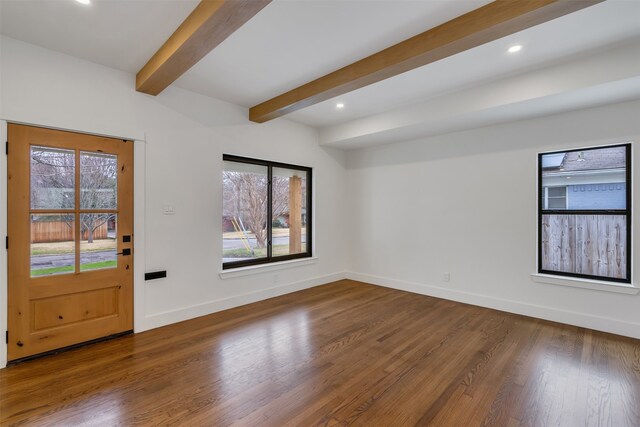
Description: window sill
xmin=219 ymin=257 xmax=318 ymax=279
xmin=531 ymin=273 xmax=639 ymax=295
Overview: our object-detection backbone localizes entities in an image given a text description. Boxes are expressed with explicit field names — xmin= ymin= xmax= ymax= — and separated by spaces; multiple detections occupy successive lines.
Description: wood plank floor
xmin=1 ymin=280 xmax=639 ymax=426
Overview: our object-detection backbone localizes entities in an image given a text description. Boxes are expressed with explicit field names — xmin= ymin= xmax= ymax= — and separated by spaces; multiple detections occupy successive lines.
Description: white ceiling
xmin=288 ymin=0 xmax=640 ymax=128
xmin=0 ymin=0 xmax=199 ymax=73
xmin=1 ymin=0 xmax=640 ymax=141
xmin=173 ymin=0 xmax=492 ymax=107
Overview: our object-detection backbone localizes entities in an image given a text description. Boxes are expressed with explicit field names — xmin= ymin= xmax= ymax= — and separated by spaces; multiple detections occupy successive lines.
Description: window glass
xmin=222 ymin=161 xmax=269 ymax=262
xmin=272 ymin=167 xmax=307 ymax=257
xmin=539 ymin=144 xmax=630 ymax=283
xmin=80 ymin=152 xmax=117 ymax=209
xmin=31 ymin=214 xmax=75 ymax=277
xmin=541 ymin=146 xmax=626 ymax=210
xmin=31 ymin=146 xmax=75 ymax=210
xmin=80 ymin=213 xmax=117 ymax=271
xmin=222 ymin=157 xmax=312 ymax=269
xmin=541 ymin=214 xmax=627 ymax=280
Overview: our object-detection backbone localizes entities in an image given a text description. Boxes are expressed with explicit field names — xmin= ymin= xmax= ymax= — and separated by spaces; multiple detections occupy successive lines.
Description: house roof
xmin=560 ymin=146 xmax=626 ymax=172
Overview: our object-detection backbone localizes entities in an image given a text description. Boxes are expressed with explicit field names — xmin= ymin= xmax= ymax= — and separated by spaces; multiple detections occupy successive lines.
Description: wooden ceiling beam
xmin=249 ymin=0 xmax=603 ymax=123
xmin=136 ymin=0 xmax=271 ymax=96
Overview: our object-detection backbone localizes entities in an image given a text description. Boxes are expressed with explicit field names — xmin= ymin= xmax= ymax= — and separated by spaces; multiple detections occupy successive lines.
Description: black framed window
xmin=538 ymin=144 xmax=632 ymax=283
xmin=222 ymin=154 xmax=312 ymax=269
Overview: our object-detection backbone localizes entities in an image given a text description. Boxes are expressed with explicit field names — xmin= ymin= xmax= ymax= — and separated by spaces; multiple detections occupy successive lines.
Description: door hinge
xmin=5 ymin=331 xmax=7 ymax=344
xmin=5 ymin=236 xmax=7 ymax=250
xmin=5 ymin=141 xmax=8 ymax=155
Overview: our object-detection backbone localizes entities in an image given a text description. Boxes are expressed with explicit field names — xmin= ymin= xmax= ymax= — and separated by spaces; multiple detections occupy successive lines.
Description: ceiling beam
xmin=249 ymin=0 xmax=603 ymax=123
xmin=136 ymin=0 xmax=271 ymax=96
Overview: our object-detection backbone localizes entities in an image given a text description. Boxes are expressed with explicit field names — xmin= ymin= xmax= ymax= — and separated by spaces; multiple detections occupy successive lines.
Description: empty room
xmin=0 ymin=0 xmax=639 ymax=425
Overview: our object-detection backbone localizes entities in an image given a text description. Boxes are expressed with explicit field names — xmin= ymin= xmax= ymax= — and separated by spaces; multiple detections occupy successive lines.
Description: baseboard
xmin=346 ymin=272 xmax=640 ymax=340
xmin=141 ymin=271 xmax=348 ymax=331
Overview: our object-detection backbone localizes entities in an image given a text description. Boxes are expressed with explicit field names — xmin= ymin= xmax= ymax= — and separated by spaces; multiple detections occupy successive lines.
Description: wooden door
xmin=7 ymin=124 xmax=133 ymax=361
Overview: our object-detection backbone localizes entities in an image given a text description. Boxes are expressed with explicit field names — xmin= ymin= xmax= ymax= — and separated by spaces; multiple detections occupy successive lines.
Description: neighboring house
xmin=541 ymin=147 xmax=626 ymax=210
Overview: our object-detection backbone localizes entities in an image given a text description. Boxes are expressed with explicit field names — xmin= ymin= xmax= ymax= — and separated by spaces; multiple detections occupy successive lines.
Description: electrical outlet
xmin=443 ymin=273 xmax=451 ymax=283
xmin=163 ymin=204 xmax=175 ymax=215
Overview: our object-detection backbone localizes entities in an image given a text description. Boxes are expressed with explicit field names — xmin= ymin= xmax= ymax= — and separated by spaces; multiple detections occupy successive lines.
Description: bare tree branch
xmin=31 ymin=149 xmax=117 ymax=243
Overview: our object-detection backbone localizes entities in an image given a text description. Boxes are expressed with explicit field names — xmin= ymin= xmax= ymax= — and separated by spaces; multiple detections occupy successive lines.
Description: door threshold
xmin=7 ymin=330 xmax=133 ymax=366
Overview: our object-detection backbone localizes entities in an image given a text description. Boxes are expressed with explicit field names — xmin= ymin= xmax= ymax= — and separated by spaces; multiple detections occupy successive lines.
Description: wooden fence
xmin=541 ymin=214 xmax=627 ymax=279
xmin=31 ymin=221 xmax=108 ymax=243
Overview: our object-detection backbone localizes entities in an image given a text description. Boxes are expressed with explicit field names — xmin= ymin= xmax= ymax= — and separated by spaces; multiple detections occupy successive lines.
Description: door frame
xmin=0 ymin=120 xmax=146 ymax=368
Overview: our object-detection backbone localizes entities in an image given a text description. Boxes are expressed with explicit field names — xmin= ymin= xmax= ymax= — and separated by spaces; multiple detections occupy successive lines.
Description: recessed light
xmin=75 ymin=0 xmax=91 ymax=5
xmin=508 ymin=45 xmax=522 ymax=54
xmin=336 ymin=103 xmax=345 ymax=109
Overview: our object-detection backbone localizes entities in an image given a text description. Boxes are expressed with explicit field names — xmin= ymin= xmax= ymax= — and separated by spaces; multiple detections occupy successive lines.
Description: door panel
xmin=32 ymin=287 xmax=118 ymax=330
xmin=8 ymin=124 xmax=133 ymax=361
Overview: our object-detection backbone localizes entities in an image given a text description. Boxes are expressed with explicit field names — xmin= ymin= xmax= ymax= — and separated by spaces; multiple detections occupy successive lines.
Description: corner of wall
xmin=345 ymin=271 xmax=640 ymax=340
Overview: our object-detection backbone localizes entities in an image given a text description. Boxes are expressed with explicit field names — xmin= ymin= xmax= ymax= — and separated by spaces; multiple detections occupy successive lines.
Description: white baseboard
xmin=141 ymin=271 xmax=348 ymax=332
xmin=346 ymin=272 xmax=640 ymax=340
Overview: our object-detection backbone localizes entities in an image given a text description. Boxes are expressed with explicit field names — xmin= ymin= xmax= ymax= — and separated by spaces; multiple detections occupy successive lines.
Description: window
xmin=222 ymin=155 xmax=312 ymax=269
xmin=538 ymin=144 xmax=631 ymax=283
xmin=544 ymin=186 xmax=567 ymax=209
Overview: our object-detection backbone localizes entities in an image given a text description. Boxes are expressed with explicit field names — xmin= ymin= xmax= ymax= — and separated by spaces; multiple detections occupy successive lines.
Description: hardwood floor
xmin=1 ymin=280 xmax=639 ymax=426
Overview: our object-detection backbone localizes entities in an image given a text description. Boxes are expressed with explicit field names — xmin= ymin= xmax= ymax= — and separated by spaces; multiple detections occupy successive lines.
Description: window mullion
xmin=75 ymin=148 xmax=80 ymax=273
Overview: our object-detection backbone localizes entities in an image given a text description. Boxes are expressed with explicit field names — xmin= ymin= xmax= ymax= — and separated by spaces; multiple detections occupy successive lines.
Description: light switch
xmin=163 ymin=204 xmax=175 ymax=215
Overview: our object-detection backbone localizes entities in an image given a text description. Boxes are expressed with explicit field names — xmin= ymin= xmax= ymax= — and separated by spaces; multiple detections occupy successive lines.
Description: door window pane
xmin=80 ymin=214 xmax=117 ymax=271
xmin=31 ymin=214 xmax=75 ymax=277
xmin=272 ymin=167 xmax=307 ymax=256
xmin=30 ymin=146 xmax=75 ymax=209
xmin=222 ymin=161 xmax=269 ymax=261
xmin=81 ymin=152 xmax=117 ymax=209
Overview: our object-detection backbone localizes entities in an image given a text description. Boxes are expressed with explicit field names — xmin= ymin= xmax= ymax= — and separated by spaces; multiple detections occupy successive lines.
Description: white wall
xmin=1 ymin=34 xmax=638 ymax=369
xmin=346 ymin=99 xmax=640 ymax=339
xmin=0 ymin=37 xmax=348 ymax=367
